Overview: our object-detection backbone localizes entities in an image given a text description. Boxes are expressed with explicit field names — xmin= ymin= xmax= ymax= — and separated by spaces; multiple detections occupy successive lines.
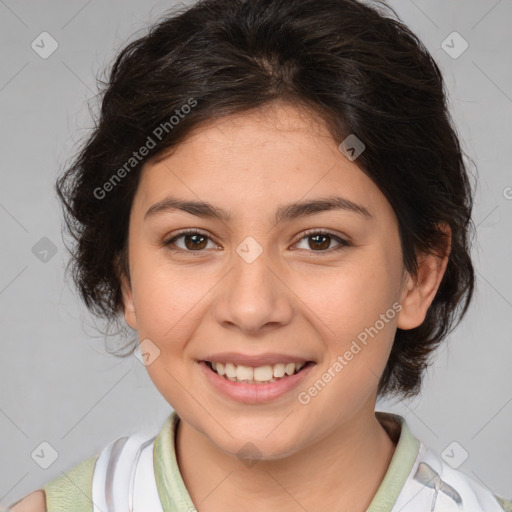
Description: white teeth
xmin=253 ymin=365 xmax=273 ymax=381
xmin=236 ymin=365 xmax=253 ymax=381
xmin=225 ymin=362 xmax=237 ymax=378
xmin=216 ymin=362 xmax=226 ymax=376
xmin=210 ymin=361 xmax=307 ymax=382
xmin=285 ymin=362 xmax=296 ymax=376
xmin=273 ymin=363 xmax=286 ymax=378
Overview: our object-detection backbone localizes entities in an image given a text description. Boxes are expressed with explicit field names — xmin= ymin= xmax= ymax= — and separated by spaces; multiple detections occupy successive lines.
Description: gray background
xmin=1 ymin=0 xmax=511 ymax=506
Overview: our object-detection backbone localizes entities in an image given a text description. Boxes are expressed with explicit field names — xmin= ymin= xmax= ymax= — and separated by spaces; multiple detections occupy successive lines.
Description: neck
xmin=175 ymin=403 xmax=397 ymax=512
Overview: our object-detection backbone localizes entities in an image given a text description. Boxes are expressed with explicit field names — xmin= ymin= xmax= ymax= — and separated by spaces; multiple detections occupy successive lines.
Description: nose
xmin=212 ymin=246 xmax=294 ymax=336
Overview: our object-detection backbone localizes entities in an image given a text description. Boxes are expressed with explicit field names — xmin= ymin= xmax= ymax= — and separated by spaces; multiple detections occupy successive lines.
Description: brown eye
xmin=163 ymin=229 xmax=216 ymax=252
xmin=308 ymin=233 xmax=331 ymax=251
xmin=183 ymin=233 xmax=208 ymax=250
xmin=294 ymin=230 xmax=351 ymax=253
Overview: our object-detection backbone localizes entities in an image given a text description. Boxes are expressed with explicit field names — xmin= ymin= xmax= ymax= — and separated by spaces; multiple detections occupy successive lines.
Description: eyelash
xmin=162 ymin=228 xmax=351 ymax=255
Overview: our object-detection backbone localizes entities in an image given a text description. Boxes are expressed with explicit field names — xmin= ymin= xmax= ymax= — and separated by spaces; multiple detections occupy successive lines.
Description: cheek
xmin=296 ymin=267 xmax=397 ymax=411
xmin=292 ymin=252 xmax=399 ymax=387
xmin=133 ymin=275 xmax=198 ymax=341
xmin=128 ymin=257 xmax=210 ymax=401
xmin=129 ymin=249 xmax=217 ymax=353
xmin=296 ymin=259 xmax=398 ymax=339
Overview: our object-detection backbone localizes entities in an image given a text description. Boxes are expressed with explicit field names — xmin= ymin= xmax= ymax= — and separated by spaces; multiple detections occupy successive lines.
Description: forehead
xmin=134 ymin=103 xmax=393 ymax=225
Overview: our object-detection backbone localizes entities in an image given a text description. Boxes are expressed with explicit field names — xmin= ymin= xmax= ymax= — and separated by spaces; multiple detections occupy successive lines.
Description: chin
xmin=212 ymin=429 xmax=302 ymax=463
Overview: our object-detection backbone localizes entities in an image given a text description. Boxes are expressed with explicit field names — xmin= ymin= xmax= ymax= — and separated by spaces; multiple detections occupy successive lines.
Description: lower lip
xmin=198 ymin=360 xmax=315 ymax=404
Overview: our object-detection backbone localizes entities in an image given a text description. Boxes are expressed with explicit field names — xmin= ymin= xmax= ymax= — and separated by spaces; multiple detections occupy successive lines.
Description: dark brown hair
xmin=56 ymin=0 xmax=475 ymax=400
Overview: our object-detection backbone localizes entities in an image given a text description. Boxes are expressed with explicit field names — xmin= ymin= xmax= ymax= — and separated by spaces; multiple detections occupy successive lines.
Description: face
xmin=120 ymin=102 xmax=442 ymax=459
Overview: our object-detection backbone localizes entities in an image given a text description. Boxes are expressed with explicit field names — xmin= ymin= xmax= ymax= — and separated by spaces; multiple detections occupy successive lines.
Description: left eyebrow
xmin=144 ymin=195 xmax=373 ymax=223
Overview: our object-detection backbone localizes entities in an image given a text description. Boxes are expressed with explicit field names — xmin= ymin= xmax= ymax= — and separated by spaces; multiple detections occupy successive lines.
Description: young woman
xmin=8 ymin=0 xmax=511 ymax=510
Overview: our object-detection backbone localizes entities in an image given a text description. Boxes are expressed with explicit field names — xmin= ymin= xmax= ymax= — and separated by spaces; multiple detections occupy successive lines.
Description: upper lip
xmin=200 ymin=352 xmax=315 ymax=367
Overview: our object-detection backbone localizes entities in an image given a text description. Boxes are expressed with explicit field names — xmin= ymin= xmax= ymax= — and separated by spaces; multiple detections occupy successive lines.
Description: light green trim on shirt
xmin=41 ymin=452 xmax=98 ymax=512
xmin=367 ymin=412 xmax=420 ymax=511
xmin=154 ymin=412 xmax=197 ymax=512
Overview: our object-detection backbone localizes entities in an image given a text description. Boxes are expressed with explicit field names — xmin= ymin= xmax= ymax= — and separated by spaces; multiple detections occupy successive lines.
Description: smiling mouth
xmin=204 ymin=360 xmax=315 ymax=384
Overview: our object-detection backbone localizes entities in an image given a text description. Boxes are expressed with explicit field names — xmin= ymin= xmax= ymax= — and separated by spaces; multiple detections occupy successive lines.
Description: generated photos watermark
xmin=297 ymin=301 xmax=403 ymax=405
xmin=93 ymin=97 xmax=198 ymax=200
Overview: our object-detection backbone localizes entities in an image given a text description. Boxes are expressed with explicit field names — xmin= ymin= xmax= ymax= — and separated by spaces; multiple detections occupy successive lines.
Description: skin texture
xmin=9 ymin=490 xmax=46 ymax=511
xmin=120 ymin=101 xmax=450 ymax=512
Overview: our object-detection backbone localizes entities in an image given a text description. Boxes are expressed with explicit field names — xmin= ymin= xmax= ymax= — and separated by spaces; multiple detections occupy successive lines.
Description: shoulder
xmin=407 ymin=442 xmax=512 ymax=512
xmin=43 ymin=452 xmax=99 ymax=512
xmin=7 ymin=452 xmax=99 ymax=512
xmin=382 ymin=414 xmax=512 ymax=512
xmin=8 ymin=490 xmax=46 ymax=511
xmin=5 ymin=419 xmax=168 ymax=512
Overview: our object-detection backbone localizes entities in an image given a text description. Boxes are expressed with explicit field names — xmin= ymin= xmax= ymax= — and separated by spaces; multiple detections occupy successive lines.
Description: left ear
xmin=397 ymin=224 xmax=451 ymax=330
